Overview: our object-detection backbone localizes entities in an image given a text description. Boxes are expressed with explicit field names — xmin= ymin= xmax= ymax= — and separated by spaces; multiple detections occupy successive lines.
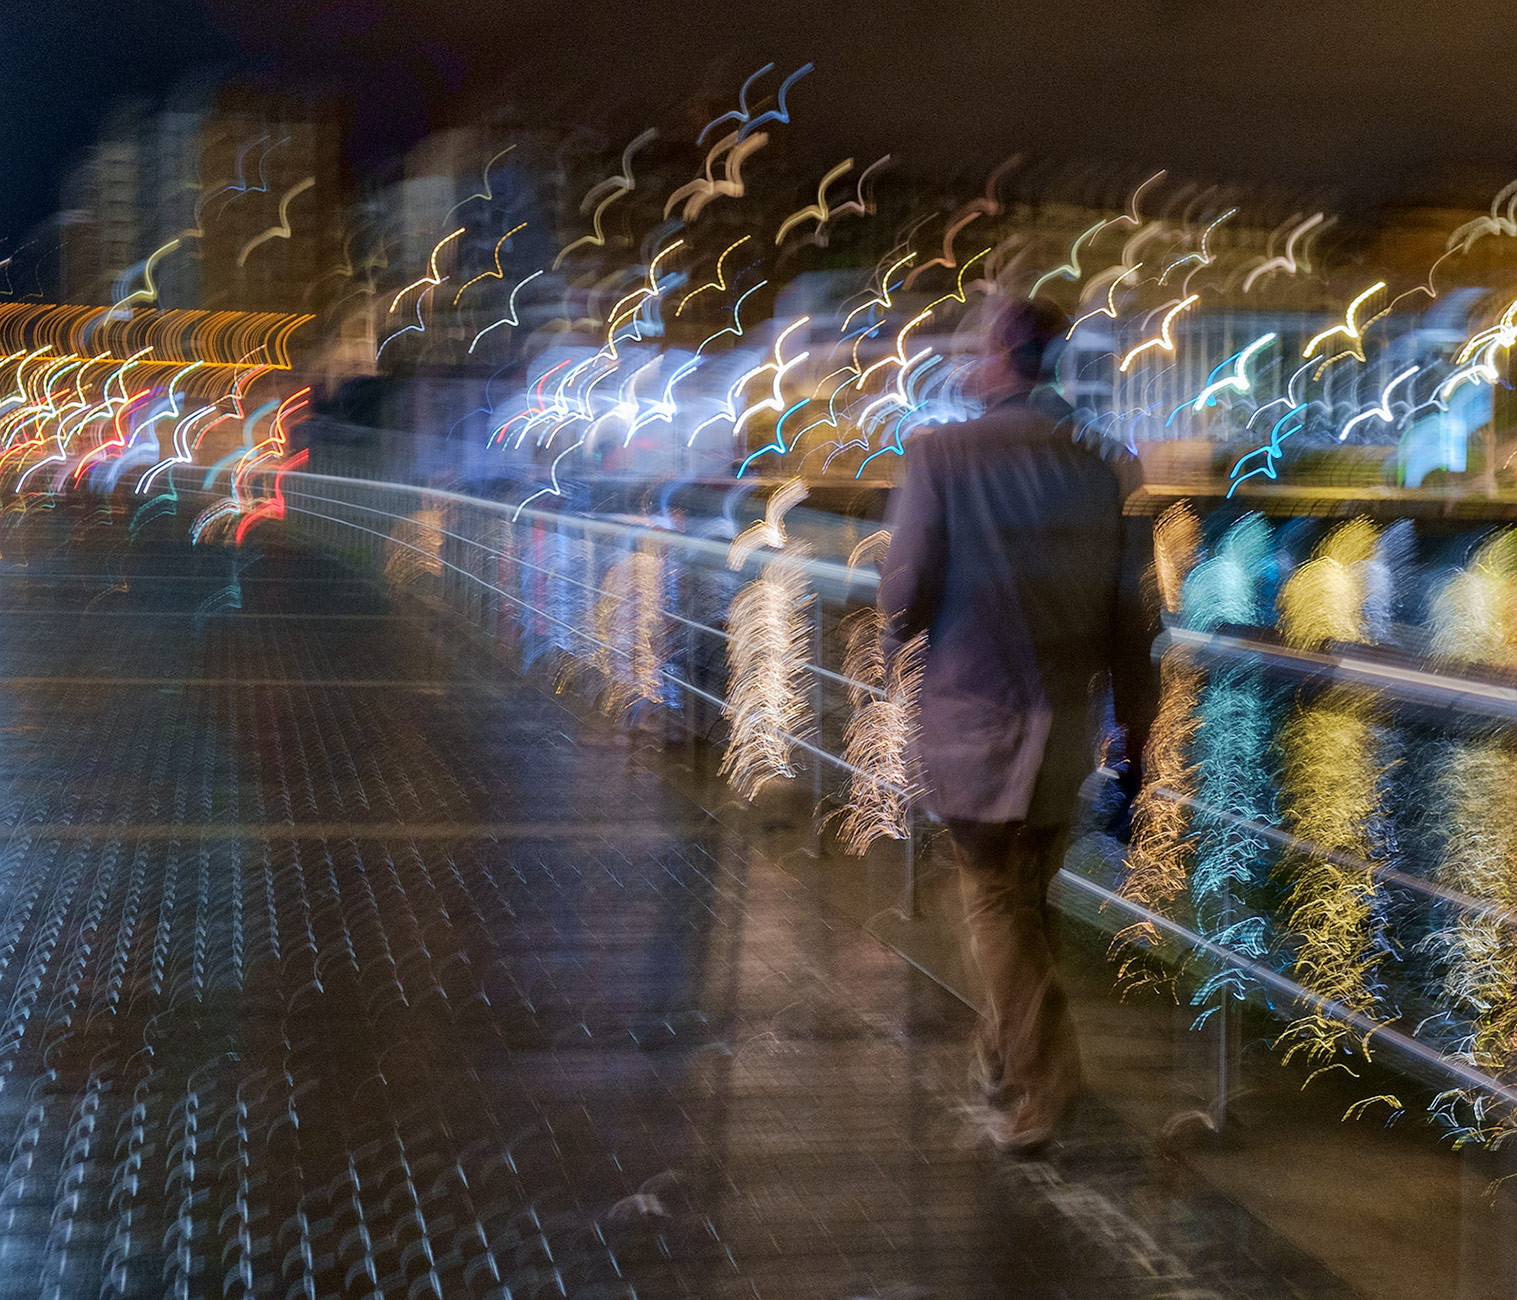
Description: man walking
xmin=880 ymin=297 xmax=1155 ymax=1151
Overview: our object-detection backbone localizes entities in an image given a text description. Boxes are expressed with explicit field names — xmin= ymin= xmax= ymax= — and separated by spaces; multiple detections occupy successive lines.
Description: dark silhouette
xmin=880 ymin=296 xmax=1156 ymax=1151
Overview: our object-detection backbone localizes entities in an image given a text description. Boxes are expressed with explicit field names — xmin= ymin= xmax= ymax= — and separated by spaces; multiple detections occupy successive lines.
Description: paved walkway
xmin=0 ymin=511 xmax=1358 ymax=1299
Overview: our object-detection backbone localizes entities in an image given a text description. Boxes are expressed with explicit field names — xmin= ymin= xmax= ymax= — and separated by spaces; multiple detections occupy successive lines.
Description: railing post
xmin=808 ymin=589 xmax=825 ymax=857
xmin=903 ymin=810 xmax=920 ymax=920
xmin=1214 ymin=891 xmax=1240 ymax=1130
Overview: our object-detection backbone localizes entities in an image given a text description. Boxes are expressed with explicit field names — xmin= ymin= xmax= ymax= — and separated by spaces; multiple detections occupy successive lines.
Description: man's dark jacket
xmin=881 ymin=391 xmax=1155 ymax=826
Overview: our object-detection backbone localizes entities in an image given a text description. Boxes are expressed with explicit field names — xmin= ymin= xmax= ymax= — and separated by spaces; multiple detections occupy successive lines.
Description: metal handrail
xmin=285 ymin=471 xmax=877 ymax=596
xmin=269 ymin=469 xmax=1517 ymax=1124
xmin=277 ymin=497 xmax=907 ymax=794
xmin=281 ymin=480 xmax=887 ymax=700
xmin=1163 ymin=625 xmax=1517 ymax=719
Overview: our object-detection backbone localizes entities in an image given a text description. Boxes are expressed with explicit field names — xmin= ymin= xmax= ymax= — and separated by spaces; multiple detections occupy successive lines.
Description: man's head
xmin=986 ymin=296 xmax=1069 ymax=385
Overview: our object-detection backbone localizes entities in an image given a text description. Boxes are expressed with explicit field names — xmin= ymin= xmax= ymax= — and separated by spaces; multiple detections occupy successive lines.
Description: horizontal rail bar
xmin=1163 ymin=626 xmax=1517 ymax=720
xmin=1057 ymin=867 xmax=1517 ymax=1110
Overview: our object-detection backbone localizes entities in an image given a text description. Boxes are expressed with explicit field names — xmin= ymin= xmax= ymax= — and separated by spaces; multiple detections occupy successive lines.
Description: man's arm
xmin=879 ymin=440 xmax=948 ymax=658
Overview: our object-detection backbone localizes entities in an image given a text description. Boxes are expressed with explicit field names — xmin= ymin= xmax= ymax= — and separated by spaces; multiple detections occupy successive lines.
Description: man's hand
xmin=1105 ymin=757 xmax=1143 ymax=844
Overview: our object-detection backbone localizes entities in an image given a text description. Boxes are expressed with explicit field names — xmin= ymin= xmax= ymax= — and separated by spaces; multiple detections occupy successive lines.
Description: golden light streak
xmin=1153 ymin=502 xmax=1201 ymax=616
xmin=1277 ymin=519 xmax=1378 ymax=648
xmin=676 ymin=236 xmax=751 ymax=316
xmin=1274 ymin=689 xmax=1388 ymax=1084
xmin=388 ymin=227 xmax=465 ymax=313
xmin=1302 ymin=282 xmax=1386 ymax=360
xmin=774 ymin=158 xmax=854 ymax=245
xmin=452 ymin=222 xmax=528 ymax=306
xmin=1114 ymin=650 xmax=1204 ymax=992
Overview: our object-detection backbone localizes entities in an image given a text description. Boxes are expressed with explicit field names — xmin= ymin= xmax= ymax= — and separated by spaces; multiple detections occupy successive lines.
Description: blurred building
xmin=58 ymin=88 xmax=343 ymax=316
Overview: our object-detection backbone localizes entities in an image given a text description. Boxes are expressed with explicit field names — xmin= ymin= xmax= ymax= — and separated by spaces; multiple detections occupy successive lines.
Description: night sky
xmin=7 ymin=0 xmax=1517 ymax=239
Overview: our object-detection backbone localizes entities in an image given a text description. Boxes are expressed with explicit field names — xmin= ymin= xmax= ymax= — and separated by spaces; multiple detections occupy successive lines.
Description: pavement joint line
xmin=0 ymin=821 xmax=707 ymax=840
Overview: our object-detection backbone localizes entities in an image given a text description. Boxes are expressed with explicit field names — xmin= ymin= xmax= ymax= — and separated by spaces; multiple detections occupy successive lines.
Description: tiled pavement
xmin=0 ymin=509 xmax=1365 ymax=1299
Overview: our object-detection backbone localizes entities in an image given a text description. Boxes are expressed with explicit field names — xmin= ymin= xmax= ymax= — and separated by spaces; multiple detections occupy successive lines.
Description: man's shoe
xmin=968 ymin=1045 xmax=1014 ymax=1106
xmin=990 ymin=1092 xmax=1080 ymax=1157
xmin=984 ymin=1111 xmax=1055 ymax=1157
xmin=951 ymin=1100 xmax=1053 ymax=1156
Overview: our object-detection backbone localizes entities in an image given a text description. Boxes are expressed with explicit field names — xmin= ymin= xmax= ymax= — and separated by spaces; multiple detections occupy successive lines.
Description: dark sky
xmin=8 ymin=0 xmax=1517 ymax=238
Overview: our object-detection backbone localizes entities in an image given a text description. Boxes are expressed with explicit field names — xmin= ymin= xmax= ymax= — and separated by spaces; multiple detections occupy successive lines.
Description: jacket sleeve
xmin=1110 ymin=452 xmax=1159 ymax=764
xmin=879 ymin=440 xmax=948 ymax=660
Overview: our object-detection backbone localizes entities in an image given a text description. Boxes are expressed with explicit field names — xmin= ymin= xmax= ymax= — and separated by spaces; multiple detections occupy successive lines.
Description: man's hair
xmin=988 ymin=297 xmax=1069 ymax=380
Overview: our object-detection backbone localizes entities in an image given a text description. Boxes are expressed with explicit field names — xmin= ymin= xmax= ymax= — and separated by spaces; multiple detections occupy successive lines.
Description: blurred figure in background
xmin=880 ymin=297 xmax=1156 ymax=1152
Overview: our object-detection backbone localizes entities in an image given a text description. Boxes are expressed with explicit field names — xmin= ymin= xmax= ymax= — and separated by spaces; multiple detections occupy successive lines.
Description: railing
xmin=268 ymin=469 xmax=1517 ymax=1146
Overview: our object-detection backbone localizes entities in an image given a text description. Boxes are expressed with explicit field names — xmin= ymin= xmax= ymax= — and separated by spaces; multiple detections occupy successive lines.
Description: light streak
xmin=1447 ymin=179 xmax=1517 ymax=256
xmin=1153 ymin=502 xmax=1201 ymax=615
xmin=1226 ymin=404 xmax=1306 ymax=498
xmin=236 ymin=177 xmax=315 ymax=268
xmin=383 ymin=507 xmax=445 ymax=585
xmin=442 ymin=144 xmax=516 ymax=224
xmin=840 ymin=253 xmax=914 ymax=335
xmin=131 ymin=359 xmax=203 ymax=491
xmin=1114 ymin=650 xmax=1204 ymax=992
xmin=468 ymin=271 xmax=544 ymax=352
xmin=606 ymin=238 xmax=683 ymax=356
xmin=1114 ymin=170 xmax=1166 ymax=227
xmin=1190 ymin=332 xmax=1276 ymax=410
xmin=196 ymin=133 xmax=278 ymax=224
xmin=1029 ymin=219 xmax=1107 ymax=299
xmin=1158 ymin=207 xmax=1236 ymax=285
xmin=388 ymin=228 xmax=464 ymax=313
xmin=1303 ymin=282 xmax=1385 ymax=360
xmin=234 ymin=447 xmax=309 ymax=546
xmin=1242 ymin=213 xmax=1325 ymax=292
xmin=513 ymin=436 xmax=584 ymax=519
xmin=72 ymin=389 xmax=148 ymax=486
xmin=1338 ymin=365 xmax=1420 ymax=440
xmin=1119 ymin=294 xmax=1198 ymax=372
xmin=1067 ymin=263 xmax=1142 ymax=336
xmin=721 ymin=479 xmax=814 ymax=797
xmin=1277 ymin=518 xmax=1377 ymax=649
xmin=924 ymin=246 xmax=991 ymax=313
xmin=111 ymin=239 xmax=181 ymax=312
xmin=1429 ymin=531 xmax=1517 ymax=669
xmin=774 ymin=159 xmax=854 ymax=245
xmin=1181 ymin=514 xmax=1271 ymax=630
xmin=694 ymin=280 xmax=766 ymax=357
xmin=376 ymin=282 xmax=440 ymax=362
xmin=1427 ymin=734 xmax=1517 ymax=1145
xmin=664 ymin=131 xmax=767 ymax=222
xmin=698 ymin=63 xmax=772 ymax=144
xmin=1274 ymin=687 xmax=1387 ymax=1084
xmin=1188 ymin=662 xmax=1275 ymax=1021
xmin=676 ymin=237 xmax=751 ymax=316
xmin=817 ymin=154 xmax=892 ymax=229
xmin=555 ymin=128 xmax=657 ymax=268
xmin=590 ymin=542 xmax=669 ymax=713
xmin=137 ymin=402 xmax=216 ymax=495
xmin=1439 ymin=296 xmax=1517 ymax=401
xmin=452 ymin=223 xmax=527 ymax=305
xmin=903 ymin=210 xmax=985 ymax=289
xmin=626 ymin=353 xmax=701 ymax=443
xmin=835 ymin=593 xmax=923 ymax=853
xmin=738 ymin=62 xmax=812 ymax=140
xmin=731 ymin=316 xmax=811 ymax=448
